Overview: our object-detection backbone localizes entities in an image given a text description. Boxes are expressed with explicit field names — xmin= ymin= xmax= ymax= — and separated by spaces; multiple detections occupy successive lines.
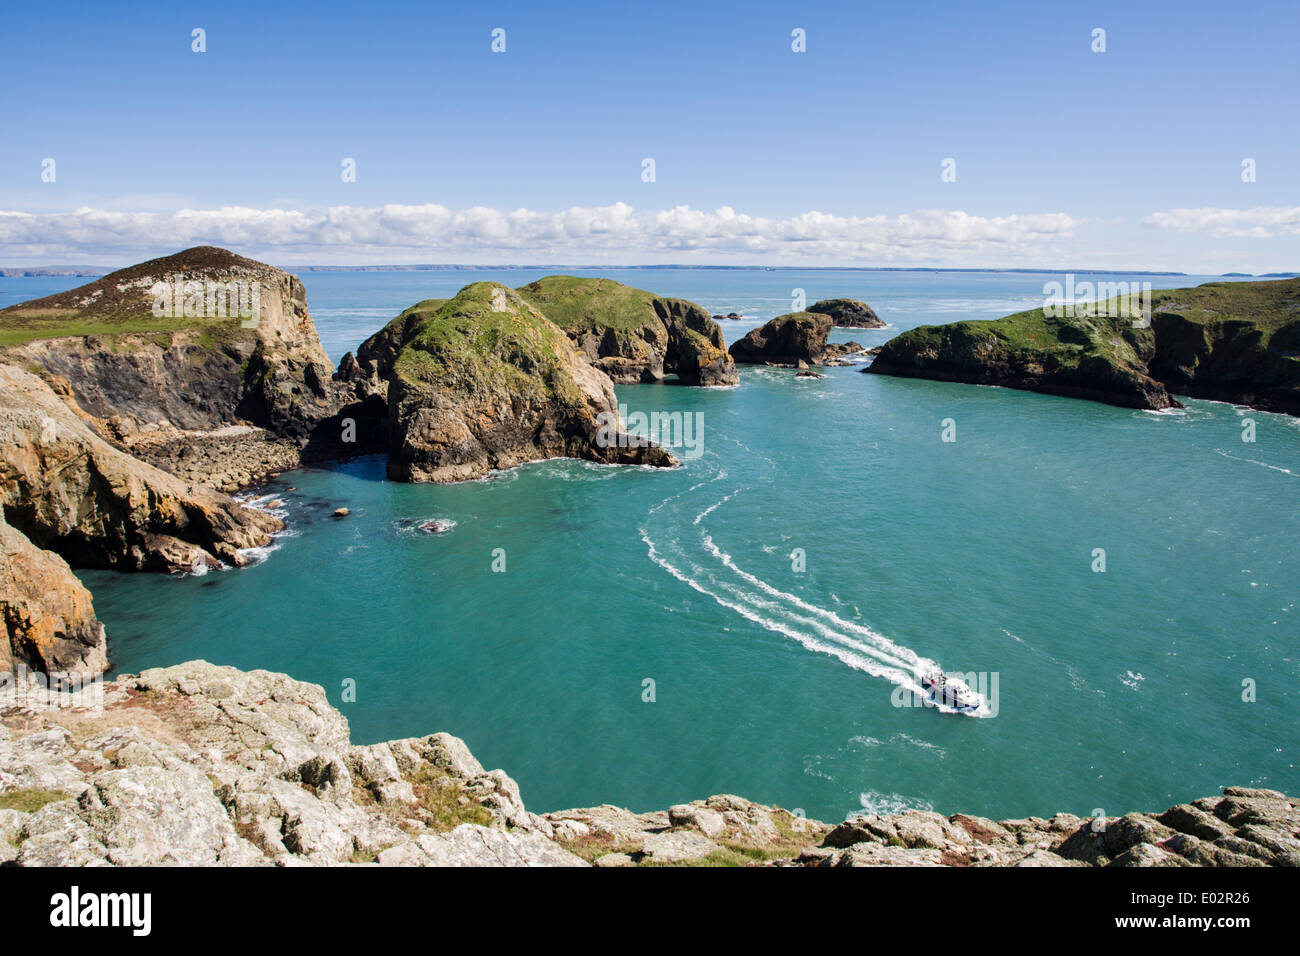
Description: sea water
xmin=7 ymin=268 xmax=1294 ymax=822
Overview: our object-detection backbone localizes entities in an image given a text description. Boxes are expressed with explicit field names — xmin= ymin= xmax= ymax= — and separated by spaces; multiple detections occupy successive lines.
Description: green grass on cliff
xmin=0 ymin=788 xmax=69 ymax=813
xmin=391 ymin=283 xmax=586 ymax=407
xmin=0 ymin=311 xmax=244 ymax=349
xmin=886 ymin=278 xmax=1300 ymax=370
xmin=516 ymin=275 xmax=669 ymax=334
xmin=0 ymin=246 xmax=278 ymax=349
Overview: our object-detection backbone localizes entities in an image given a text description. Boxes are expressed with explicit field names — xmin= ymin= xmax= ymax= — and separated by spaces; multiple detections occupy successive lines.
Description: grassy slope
xmin=0 ymin=246 xmax=272 ymax=348
xmin=392 ymin=284 xmax=585 ymax=408
xmin=514 ymin=276 xmax=666 ymax=334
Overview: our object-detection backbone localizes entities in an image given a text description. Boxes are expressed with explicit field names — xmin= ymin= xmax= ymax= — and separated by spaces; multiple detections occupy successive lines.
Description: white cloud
xmin=1144 ymin=206 xmax=1300 ymax=239
xmin=0 ymin=203 xmax=1081 ymax=265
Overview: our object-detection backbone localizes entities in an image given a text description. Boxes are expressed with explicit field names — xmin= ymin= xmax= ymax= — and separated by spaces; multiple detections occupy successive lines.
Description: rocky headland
xmin=867 ymin=278 xmax=1300 ymax=415
xmin=1 ymin=660 xmax=1293 ymax=867
xmin=730 ymin=311 xmax=865 ymax=367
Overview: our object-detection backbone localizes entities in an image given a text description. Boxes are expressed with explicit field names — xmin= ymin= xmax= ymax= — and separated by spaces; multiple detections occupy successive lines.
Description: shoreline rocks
xmin=1 ymin=660 xmax=1292 ymax=867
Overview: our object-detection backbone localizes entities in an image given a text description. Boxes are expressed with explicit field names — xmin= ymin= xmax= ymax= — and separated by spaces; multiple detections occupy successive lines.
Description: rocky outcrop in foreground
xmin=868 ymin=278 xmax=1300 ymax=415
xmin=343 ymin=283 xmax=676 ymax=483
xmin=730 ymin=312 xmax=865 ymax=367
xmin=808 ymin=298 xmax=884 ymax=329
xmin=1 ymin=661 xmax=1293 ymax=867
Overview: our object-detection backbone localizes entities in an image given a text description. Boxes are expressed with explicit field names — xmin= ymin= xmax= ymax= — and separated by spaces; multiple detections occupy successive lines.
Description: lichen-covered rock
xmin=0 ymin=661 xmax=576 ymax=867
xmin=1 ymin=659 xmax=1293 ymax=867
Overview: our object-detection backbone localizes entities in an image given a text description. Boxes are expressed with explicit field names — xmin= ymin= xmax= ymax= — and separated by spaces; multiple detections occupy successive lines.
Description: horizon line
xmin=4 ymin=262 xmax=1296 ymax=279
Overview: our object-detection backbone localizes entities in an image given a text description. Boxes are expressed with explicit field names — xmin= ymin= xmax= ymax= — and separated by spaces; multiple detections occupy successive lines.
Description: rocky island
xmin=338 ymin=282 xmax=676 ymax=483
xmin=1 ymin=660 xmax=1293 ymax=867
xmin=808 ymin=298 xmax=885 ymax=329
xmin=730 ymin=311 xmax=865 ymax=367
xmin=867 ymin=278 xmax=1300 ymax=415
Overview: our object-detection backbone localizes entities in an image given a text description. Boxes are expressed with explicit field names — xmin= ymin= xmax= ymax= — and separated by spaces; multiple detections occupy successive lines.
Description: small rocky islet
xmin=2 ymin=247 xmax=1296 ymax=866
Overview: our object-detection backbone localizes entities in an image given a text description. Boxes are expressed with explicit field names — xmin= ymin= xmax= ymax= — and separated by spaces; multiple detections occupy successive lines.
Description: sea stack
xmin=346 ymin=283 xmax=678 ymax=483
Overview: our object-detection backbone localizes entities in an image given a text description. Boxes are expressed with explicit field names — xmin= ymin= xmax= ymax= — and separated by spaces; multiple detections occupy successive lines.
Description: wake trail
xmin=638 ymin=436 xmax=955 ymax=707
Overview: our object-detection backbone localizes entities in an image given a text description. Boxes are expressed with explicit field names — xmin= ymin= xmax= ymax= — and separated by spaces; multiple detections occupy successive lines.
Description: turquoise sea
xmin=6 ymin=269 xmax=1297 ymax=822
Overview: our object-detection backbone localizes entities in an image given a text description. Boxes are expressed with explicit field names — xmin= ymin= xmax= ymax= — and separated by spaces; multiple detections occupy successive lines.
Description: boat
xmin=920 ymin=670 xmax=982 ymax=712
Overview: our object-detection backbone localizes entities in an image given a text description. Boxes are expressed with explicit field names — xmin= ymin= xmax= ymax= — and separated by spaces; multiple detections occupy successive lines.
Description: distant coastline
xmin=6 ymin=264 xmax=1295 ymax=279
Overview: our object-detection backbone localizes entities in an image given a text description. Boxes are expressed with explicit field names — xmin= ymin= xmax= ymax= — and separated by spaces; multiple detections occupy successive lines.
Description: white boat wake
xmin=639 ymin=442 xmax=988 ymax=716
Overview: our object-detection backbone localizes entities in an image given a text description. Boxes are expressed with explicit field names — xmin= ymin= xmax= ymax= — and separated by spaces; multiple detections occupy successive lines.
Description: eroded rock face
xmin=808 ymin=298 xmax=884 ymax=329
xmin=515 ymin=276 xmax=738 ymax=387
xmin=0 ymin=511 xmax=106 ymax=675
xmin=0 ymin=662 xmax=581 ymax=866
xmin=730 ymin=312 xmax=851 ymax=366
xmin=372 ymin=284 xmax=677 ymax=483
xmin=0 ymin=364 xmax=281 ymax=572
xmin=0 ymin=247 xmax=339 ymax=442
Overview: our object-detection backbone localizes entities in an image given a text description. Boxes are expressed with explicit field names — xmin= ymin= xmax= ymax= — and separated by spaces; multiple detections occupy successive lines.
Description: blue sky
xmin=2 ymin=0 xmax=1297 ymax=270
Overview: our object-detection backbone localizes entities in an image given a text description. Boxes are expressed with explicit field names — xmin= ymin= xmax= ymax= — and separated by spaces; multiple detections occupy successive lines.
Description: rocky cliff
xmin=1 ymin=660 xmax=1293 ymax=867
xmin=515 ymin=276 xmax=738 ymax=387
xmin=345 ymin=283 xmax=677 ymax=483
xmin=0 ymin=511 xmax=106 ymax=676
xmin=0 ymin=246 xmax=367 ymax=490
xmin=867 ymin=278 xmax=1300 ymax=415
xmin=0 ymin=364 xmax=280 ymax=573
